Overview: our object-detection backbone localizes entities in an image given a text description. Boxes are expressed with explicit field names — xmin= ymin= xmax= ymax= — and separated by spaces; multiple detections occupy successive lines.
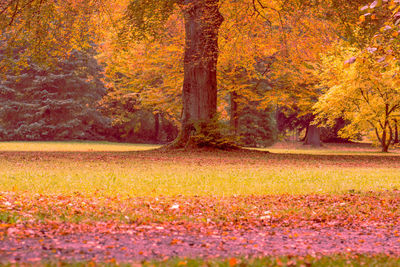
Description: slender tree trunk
xmin=154 ymin=113 xmax=160 ymax=142
xmin=304 ymin=124 xmax=321 ymax=147
xmin=381 ymin=128 xmax=388 ymax=152
xmin=169 ymin=0 xmax=223 ymax=148
xmin=230 ymin=91 xmax=239 ymax=135
xmin=381 ymin=129 xmax=390 ymax=152
xmin=382 ymin=144 xmax=389 ymax=152
xmin=377 ymin=124 xmax=392 ymax=153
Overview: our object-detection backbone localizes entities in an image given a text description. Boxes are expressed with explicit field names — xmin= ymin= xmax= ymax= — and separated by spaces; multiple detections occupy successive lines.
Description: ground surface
xmin=2 ymin=191 xmax=400 ymax=265
xmin=0 ymin=141 xmax=400 ymax=265
xmin=1 ymin=224 xmax=400 ymax=263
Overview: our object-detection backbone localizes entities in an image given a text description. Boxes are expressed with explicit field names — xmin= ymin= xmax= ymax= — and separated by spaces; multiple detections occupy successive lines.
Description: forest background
xmin=0 ymin=0 xmax=399 ymax=152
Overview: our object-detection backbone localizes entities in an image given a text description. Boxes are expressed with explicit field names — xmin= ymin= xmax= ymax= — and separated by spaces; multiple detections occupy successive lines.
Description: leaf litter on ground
xmin=1 ymin=191 xmax=400 ymax=263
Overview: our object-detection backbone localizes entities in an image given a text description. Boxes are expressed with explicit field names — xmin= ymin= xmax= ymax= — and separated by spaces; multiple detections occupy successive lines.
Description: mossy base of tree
xmin=163 ymin=119 xmax=239 ymax=150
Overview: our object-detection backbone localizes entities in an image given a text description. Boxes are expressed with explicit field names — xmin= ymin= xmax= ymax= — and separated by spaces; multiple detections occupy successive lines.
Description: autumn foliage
xmin=2 ymin=0 xmax=400 ymax=264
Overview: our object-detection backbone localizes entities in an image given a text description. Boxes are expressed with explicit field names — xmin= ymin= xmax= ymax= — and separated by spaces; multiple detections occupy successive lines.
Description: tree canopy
xmin=1 ymin=0 xmax=400 ymax=151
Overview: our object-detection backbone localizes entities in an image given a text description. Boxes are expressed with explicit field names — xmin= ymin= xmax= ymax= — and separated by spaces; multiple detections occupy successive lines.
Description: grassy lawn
xmin=149 ymin=256 xmax=400 ymax=267
xmin=0 ymin=141 xmax=160 ymax=152
xmin=31 ymin=255 xmax=400 ymax=266
xmin=1 ymin=158 xmax=399 ymax=196
xmin=0 ymin=141 xmax=399 ymax=196
xmin=260 ymin=141 xmax=400 ymax=155
xmin=1 ymin=141 xmax=400 ymax=265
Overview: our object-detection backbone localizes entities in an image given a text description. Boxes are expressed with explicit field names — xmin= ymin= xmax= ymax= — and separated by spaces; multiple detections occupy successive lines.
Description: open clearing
xmin=1 ymin=142 xmax=400 ymax=266
xmin=0 ymin=143 xmax=399 ymax=196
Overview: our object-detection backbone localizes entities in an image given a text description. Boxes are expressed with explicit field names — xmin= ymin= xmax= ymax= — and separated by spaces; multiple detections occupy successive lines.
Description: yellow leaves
xmin=380 ymin=25 xmax=391 ymax=32
xmin=372 ymin=0 xmax=383 ymax=8
xmin=359 ymin=15 xmax=366 ymax=23
xmin=389 ymin=0 xmax=398 ymax=10
xmin=392 ymin=4 xmax=400 ymax=14
xmin=316 ymin=45 xmax=400 ymax=147
xmin=344 ymin=57 xmax=356 ymax=65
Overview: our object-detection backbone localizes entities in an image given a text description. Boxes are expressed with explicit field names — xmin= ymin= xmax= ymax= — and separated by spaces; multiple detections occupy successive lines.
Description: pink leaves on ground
xmin=1 ymin=191 xmax=400 ymax=233
xmin=1 ymin=191 xmax=400 ymax=262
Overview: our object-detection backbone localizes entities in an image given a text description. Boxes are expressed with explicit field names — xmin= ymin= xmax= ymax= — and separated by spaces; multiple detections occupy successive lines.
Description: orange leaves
xmin=228 ymin=257 xmax=238 ymax=266
xmin=2 ymin=190 xmax=400 ymax=232
xmin=170 ymin=239 xmax=182 ymax=245
xmin=2 ymin=186 xmax=400 ymax=262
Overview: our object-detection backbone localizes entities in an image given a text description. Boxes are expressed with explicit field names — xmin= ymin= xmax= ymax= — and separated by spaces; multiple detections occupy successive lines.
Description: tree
xmin=0 ymin=45 xmax=110 ymax=141
xmin=100 ymin=9 xmax=184 ymax=141
xmin=113 ymin=0 xmax=278 ymax=147
xmin=1 ymin=0 xmax=378 ymax=149
xmin=0 ymin=0 xmax=105 ymax=67
xmin=0 ymin=1 xmax=114 ymax=141
xmin=255 ymin=1 xmax=336 ymax=146
xmin=249 ymin=0 xmax=377 ymax=147
xmin=124 ymin=0 xmax=226 ymax=148
xmin=314 ymin=47 xmax=400 ymax=152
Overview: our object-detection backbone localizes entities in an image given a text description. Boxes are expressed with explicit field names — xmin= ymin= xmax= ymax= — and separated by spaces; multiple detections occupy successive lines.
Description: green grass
xmin=0 ymin=141 xmax=399 ymax=196
xmin=150 ymin=256 xmax=400 ymax=267
xmin=1 ymin=142 xmax=399 ymax=265
xmin=258 ymin=141 xmax=400 ymax=156
xmin=24 ymin=255 xmax=400 ymax=267
xmin=0 ymin=141 xmax=160 ymax=151
xmin=2 ymin=162 xmax=398 ymax=196
xmin=262 ymin=147 xmax=400 ymax=156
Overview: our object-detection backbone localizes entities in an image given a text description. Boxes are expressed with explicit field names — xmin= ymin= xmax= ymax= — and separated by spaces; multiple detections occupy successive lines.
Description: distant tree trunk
xmin=168 ymin=0 xmax=224 ymax=148
xmin=380 ymin=128 xmax=391 ymax=153
xmin=394 ymin=119 xmax=399 ymax=144
xmin=304 ymin=124 xmax=321 ymax=147
xmin=376 ymin=106 xmax=393 ymax=152
xmin=230 ymin=91 xmax=239 ymax=135
xmin=375 ymin=123 xmax=392 ymax=153
xmin=154 ymin=113 xmax=160 ymax=142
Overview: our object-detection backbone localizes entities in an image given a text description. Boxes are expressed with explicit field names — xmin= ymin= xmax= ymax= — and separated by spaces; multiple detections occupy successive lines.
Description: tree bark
xmin=303 ymin=124 xmax=322 ymax=147
xmin=169 ymin=0 xmax=224 ymax=148
xmin=375 ymin=124 xmax=392 ymax=153
xmin=381 ymin=128 xmax=390 ymax=152
xmin=154 ymin=113 xmax=160 ymax=142
xmin=230 ymin=91 xmax=239 ymax=135
xmin=382 ymin=126 xmax=392 ymax=152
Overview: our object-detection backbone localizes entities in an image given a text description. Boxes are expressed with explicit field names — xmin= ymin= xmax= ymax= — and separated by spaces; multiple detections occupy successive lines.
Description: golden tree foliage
xmin=102 ymin=0 xmax=276 ymax=126
xmin=100 ymin=9 xmax=184 ymax=125
xmin=3 ymin=0 xmax=393 ymax=147
xmin=0 ymin=0 xmax=112 ymax=66
xmin=101 ymin=0 xmax=343 ymax=125
xmin=257 ymin=1 xmax=341 ymax=113
xmin=314 ymin=46 xmax=400 ymax=152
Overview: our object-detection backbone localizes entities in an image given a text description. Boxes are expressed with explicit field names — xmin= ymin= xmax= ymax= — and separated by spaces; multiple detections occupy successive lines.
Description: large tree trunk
xmin=169 ymin=0 xmax=224 ymax=148
xmin=304 ymin=124 xmax=322 ymax=147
